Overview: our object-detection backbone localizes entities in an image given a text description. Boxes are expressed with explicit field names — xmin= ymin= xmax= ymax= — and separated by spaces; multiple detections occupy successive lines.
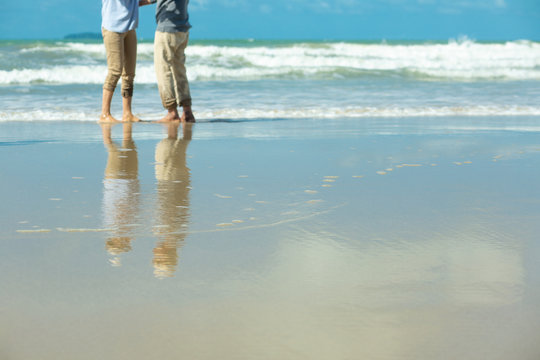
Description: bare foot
xmin=158 ymin=109 xmax=181 ymax=123
xmin=122 ymin=113 xmax=141 ymax=122
xmin=181 ymin=110 xmax=196 ymax=123
xmin=99 ymin=113 xmax=120 ymax=123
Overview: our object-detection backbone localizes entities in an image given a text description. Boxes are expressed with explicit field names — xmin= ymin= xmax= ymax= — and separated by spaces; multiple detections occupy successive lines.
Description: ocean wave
xmin=20 ymin=42 xmax=107 ymax=55
xmin=2 ymin=40 xmax=540 ymax=82
xmin=2 ymin=63 xmax=540 ymax=85
xmin=2 ymin=105 xmax=539 ymax=122
xmin=0 ymin=65 xmax=110 ymax=84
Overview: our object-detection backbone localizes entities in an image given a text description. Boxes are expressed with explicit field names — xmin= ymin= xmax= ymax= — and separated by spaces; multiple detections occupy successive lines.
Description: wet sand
xmin=1 ymin=118 xmax=540 ymax=360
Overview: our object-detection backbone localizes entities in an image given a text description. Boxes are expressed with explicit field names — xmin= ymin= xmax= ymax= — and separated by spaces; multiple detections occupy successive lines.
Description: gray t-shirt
xmin=150 ymin=0 xmax=191 ymax=33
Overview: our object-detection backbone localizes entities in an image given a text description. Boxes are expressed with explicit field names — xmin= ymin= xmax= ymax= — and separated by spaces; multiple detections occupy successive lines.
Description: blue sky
xmin=1 ymin=0 xmax=539 ymax=40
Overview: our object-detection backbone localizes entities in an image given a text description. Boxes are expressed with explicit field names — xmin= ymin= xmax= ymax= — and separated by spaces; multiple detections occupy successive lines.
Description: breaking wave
xmin=2 ymin=39 xmax=539 ymax=83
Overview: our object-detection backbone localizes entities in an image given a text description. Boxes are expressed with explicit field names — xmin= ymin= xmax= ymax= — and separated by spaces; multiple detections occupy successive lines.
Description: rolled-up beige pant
xmin=154 ymin=30 xmax=192 ymax=109
xmin=102 ymin=28 xmax=137 ymax=98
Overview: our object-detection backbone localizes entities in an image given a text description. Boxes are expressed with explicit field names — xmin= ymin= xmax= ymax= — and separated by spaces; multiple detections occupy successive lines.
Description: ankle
xmin=167 ymin=107 xmax=179 ymax=116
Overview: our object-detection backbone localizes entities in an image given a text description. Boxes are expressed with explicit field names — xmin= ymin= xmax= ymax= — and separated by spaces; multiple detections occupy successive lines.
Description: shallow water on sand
xmin=1 ymin=119 xmax=540 ymax=360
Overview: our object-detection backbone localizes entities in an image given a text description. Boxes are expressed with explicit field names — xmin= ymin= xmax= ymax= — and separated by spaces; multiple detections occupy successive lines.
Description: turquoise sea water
xmin=1 ymin=38 xmax=539 ymax=123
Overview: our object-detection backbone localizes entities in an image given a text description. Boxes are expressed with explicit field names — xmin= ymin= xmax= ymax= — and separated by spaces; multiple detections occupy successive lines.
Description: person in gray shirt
xmin=142 ymin=0 xmax=195 ymax=122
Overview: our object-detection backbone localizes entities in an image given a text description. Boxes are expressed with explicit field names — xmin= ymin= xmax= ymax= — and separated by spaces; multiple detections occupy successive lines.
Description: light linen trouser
xmin=154 ymin=31 xmax=192 ymax=109
xmin=102 ymin=28 xmax=137 ymax=98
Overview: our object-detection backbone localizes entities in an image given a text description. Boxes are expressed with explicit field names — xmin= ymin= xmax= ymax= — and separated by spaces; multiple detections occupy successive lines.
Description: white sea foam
xmin=0 ymin=65 xmax=110 ymax=84
xmin=2 ymin=105 xmax=539 ymax=122
xmin=3 ymin=40 xmax=540 ymax=83
xmin=195 ymin=105 xmax=540 ymax=119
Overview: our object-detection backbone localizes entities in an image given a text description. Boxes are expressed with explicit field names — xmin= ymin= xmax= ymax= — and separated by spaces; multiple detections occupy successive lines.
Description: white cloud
xmin=427 ymin=0 xmax=508 ymax=10
xmin=190 ymin=0 xmax=209 ymax=10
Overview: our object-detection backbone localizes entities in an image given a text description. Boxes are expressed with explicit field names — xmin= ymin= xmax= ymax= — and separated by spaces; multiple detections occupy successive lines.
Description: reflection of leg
xmin=152 ymin=199 xmax=189 ymax=278
xmin=165 ymin=121 xmax=180 ymax=139
xmin=106 ymin=237 xmax=133 ymax=255
xmin=153 ymin=238 xmax=181 ymax=278
xmin=101 ymin=28 xmax=124 ymax=122
xmin=122 ymin=30 xmax=140 ymax=122
xmin=182 ymin=122 xmax=193 ymax=140
xmin=122 ymin=122 xmax=133 ymax=142
xmin=100 ymin=123 xmax=114 ymax=145
xmin=155 ymin=31 xmax=181 ymax=122
xmin=172 ymin=32 xmax=195 ymax=123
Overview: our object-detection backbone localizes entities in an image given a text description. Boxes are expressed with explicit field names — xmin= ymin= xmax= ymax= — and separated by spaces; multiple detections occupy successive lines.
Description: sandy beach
xmin=1 ymin=117 xmax=540 ymax=359
xmin=1 ymin=0 xmax=539 ymax=355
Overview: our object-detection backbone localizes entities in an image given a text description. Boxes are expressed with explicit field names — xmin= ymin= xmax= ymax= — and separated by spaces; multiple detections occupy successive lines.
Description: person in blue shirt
xmin=141 ymin=0 xmax=195 ymax=122
xmin=100 ymin=0 xmax=146 ymax=122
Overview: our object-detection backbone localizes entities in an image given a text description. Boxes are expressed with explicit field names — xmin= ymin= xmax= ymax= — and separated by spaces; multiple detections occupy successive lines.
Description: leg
xmin=180 ymin=105 xmax=195 ymax=123
xmin=154 ymin=31 xmax=181 ymax=122
xmin=121 ymin=30 xmax=140 ymax=122
xmin=159 ymin=107 xmax=181 ymax=123
xmin=171 ymin=32 xmax=195 ymax=123
xmin=100 ymin=89 xmax=119 ymax=123
xmin=122 ymin=96 xmax=140 ymax=122
xmin=100 ymin=28 xmax=124 ymax=122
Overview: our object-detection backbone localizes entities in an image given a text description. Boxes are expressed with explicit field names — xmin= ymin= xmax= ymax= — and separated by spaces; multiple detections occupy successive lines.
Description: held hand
xmin=139 ymin=0 xmax=153 ymax=6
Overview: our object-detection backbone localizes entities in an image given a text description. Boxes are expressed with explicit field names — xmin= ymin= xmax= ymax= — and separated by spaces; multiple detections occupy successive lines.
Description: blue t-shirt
xmin=102 ymin=0 xmax=139 ymax=33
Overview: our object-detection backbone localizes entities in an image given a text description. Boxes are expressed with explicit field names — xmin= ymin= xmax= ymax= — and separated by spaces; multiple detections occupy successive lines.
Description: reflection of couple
xmin=100 ymin=0 xmax=195 ymax=123
xmin=101 ymin=123 xmax=139 ymax=264
xmin=101 ymin=122 xmax=193 ymax=277
xmin=153 ymin=122 xmax=193 ymax=278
